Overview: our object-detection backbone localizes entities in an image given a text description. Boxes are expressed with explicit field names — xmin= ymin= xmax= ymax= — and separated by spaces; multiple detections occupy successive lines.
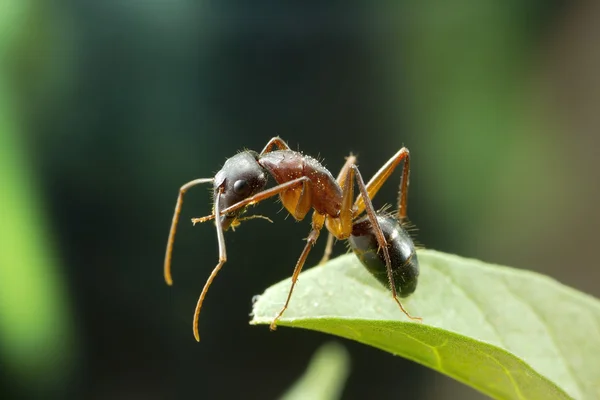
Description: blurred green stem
xmin=280 ymin=342 xmax=351 ymax=400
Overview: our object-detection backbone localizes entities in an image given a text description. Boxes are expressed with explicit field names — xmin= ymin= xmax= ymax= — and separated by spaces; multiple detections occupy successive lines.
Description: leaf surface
xmin=252 ymin=250 xmax=600 ymax=399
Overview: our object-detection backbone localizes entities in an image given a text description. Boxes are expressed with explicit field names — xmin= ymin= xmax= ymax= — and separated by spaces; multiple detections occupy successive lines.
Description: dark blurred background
xmin=1 ymin=1 xmax=599 ymax=399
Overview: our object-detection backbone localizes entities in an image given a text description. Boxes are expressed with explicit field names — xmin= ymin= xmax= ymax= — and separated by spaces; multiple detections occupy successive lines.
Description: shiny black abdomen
xmin=349 ymin=215 xmax=419 ymax=297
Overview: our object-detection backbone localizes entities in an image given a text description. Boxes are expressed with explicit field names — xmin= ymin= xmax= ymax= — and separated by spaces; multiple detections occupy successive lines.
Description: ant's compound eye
xmin=233 ymin=179 xmax=250 ymax=196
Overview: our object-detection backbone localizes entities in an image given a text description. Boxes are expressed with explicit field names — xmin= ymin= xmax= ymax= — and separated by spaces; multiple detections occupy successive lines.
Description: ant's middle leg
xmin=319 ymin=154 xmax=357 ymax=264
xmin=354 ymin=147 xmax=411 ymax=220
xmin=270 ymin=213 xmax=325 ymax=330
xmin=318 ymin=234 xmax=335 ymax=265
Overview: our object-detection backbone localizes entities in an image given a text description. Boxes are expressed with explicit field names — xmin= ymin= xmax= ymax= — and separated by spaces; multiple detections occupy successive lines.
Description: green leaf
xmin=251 ymin=250 xmax=600 ymax=400
xmin=280 ymin=342 xmax=350 ymax=400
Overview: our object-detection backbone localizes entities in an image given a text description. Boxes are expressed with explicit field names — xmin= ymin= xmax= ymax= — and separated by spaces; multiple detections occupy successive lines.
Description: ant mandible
xmin=163 ymin=137 xmax=421 ymax=341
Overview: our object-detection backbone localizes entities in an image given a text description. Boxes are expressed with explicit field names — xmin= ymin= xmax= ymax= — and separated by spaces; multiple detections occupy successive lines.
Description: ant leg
xmin=260 ymin=136 xmax=291 ymax=155
xmin=192 ymin=188 xmax=227 ymax=342
xmin=354 ymin=148 xmax=411 ymax=220
xmin=319 ymin=154 xmax=358 ymax=264
xmin=191 ymin=179 xmax=312 ymax=340
xmin=396 ymin=150 xmax=411 ymax=221
xmin=352 ymin=165 xmax=421 ymax=322
xmin=318 ymin=234 xmax=335 ymax=265
xmin=336 ymin=154 xmax=358 ymax=186
xmin=164 ymin=178 xmax=214 ymax=286
xmin=191 ymin=177 xmax=310 ymax=225
xmin=270 ymin=215 xmax=325 ymax=330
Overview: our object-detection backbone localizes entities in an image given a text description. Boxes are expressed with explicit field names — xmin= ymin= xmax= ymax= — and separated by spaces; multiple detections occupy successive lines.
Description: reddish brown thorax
xmin=258 ymin=150 xmax=342 ymax=220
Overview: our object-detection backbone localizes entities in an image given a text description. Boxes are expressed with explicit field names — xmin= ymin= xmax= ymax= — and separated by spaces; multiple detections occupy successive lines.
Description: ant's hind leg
xmin=351 ymin=165 xmax=421 ymax=322
xmin=354 ymin=148 xmax=411 ymax=220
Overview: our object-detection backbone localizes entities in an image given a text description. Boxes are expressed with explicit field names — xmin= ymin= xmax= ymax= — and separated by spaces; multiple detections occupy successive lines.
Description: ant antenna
xmin=164 ymin=178 xmax=214 ymax=286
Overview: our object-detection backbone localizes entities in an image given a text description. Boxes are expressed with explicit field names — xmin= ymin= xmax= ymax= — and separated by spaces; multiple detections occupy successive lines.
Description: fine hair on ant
xmin=164 ymin=137 xmax=421 ymax=341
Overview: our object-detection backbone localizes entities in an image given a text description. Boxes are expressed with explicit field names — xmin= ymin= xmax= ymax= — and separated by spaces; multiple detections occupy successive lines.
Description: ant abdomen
xmin=349 ymin=214 xmax=419 ymax=298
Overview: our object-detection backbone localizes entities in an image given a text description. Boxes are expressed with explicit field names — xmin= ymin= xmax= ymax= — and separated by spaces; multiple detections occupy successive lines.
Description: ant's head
xmin=213 ymin=150 xmax=268 ymax=230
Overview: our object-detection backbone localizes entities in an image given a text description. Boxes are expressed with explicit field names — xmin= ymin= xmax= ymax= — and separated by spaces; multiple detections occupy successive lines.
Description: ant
xmin=164 ymin=137 xmax=421 ymax=341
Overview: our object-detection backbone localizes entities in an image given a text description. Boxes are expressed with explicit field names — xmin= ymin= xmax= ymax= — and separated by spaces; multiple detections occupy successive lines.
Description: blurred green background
xmin=1 ymin=1 xmax=599 ymax=399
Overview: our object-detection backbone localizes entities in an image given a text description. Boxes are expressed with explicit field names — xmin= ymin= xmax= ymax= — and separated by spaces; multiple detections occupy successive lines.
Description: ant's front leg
xmin=191 ymin=177 xmax=310 ymax=225
xmin=192 ymin=187 xmax=228 ymax=342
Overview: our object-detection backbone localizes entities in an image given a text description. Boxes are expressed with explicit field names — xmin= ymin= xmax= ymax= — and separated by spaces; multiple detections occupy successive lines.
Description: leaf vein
xmin=480 ymin=348 xmax=526 ymax=400
xmin=382 ymin=327 xmax=447 ymax=372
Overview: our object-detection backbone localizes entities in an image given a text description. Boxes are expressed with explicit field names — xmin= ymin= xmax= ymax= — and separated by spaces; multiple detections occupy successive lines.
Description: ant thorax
xmin=258 ymin=150 xmax=342 ymax=218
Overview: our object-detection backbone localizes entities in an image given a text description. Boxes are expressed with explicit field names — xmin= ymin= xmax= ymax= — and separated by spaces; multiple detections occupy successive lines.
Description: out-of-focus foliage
xmin=0 ymin=0 xmax=76 ymax=397
xmin=280 ymin=342 xmax=351 ymax=400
